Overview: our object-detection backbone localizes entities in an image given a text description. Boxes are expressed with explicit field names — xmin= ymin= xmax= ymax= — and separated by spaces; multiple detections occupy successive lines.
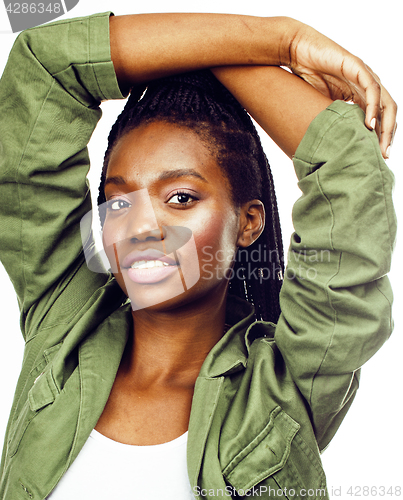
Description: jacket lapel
xmin=70 ymin=306 xmax=130 ymax=465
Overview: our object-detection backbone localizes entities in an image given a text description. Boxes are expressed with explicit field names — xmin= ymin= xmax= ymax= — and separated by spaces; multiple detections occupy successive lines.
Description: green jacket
xmin=0 ymin=12 xmax=396 ymax=500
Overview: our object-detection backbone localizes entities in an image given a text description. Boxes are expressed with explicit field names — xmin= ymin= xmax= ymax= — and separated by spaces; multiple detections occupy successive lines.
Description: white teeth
xmin=130 ymin=260 xmax=171 ymax=270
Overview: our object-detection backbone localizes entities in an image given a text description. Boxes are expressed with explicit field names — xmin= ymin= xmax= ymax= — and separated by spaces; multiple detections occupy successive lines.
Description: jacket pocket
xmin=222 ymin=406 xmax=299 ymax=492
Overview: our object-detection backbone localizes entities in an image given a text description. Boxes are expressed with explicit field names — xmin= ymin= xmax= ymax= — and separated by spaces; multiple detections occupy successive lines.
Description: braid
xmin=98 ymin=70 xmax=284 ymax=323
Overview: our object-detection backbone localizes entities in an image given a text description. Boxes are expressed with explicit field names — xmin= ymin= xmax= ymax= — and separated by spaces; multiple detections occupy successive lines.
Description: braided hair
xmin=98 ymin=70 xmax=284 ymax=323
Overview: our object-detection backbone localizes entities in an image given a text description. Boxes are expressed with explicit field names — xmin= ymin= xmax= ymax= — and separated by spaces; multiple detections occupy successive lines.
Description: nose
xmin=126 ymin=188 xmax=163 ymax=243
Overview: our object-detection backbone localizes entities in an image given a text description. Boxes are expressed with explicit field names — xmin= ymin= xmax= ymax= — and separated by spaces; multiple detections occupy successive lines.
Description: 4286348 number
xmin=5 ymin=3 xmax=62 ymax=14
xmin=347 ymin=486 xmax=401 ymax=497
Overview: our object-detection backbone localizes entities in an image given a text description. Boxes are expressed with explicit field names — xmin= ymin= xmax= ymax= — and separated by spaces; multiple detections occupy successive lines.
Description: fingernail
xmin=370 ymin=117 xmax=376 ymax=130
xmin=385 ymin=146 xmax=391 ymax=159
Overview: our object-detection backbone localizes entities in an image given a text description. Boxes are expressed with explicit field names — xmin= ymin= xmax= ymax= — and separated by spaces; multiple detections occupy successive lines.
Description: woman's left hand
xmin=282 ymin=19 xmax=397 ymax=159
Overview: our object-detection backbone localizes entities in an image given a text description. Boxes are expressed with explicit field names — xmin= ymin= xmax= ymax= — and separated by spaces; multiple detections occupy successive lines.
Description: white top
xmin=47 ymin=430 xmax=196 ymax=500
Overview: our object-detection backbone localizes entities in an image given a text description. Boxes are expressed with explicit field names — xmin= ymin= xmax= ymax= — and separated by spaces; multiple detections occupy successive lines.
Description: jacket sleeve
xmin=0 ymin=12 xmax=125 ymax=334
xmin=274 ymin=100 xmax=396 ymax=451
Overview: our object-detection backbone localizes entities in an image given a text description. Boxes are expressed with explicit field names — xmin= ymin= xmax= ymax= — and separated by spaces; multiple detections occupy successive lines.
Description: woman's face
xmin=102 ymin=121 xmax=246 ymax=312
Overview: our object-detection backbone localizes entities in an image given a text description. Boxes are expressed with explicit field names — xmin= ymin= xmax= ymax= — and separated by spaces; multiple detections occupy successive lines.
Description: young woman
xmin=0 ymin=10 xmax=396 ymax=500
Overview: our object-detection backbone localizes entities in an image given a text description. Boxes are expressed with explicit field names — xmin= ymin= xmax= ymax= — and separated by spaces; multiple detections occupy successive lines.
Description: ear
xmin=237 ymin=200 xmax=265 ymax=248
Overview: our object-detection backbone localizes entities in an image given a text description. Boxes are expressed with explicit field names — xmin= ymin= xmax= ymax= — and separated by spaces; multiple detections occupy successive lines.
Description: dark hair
xmin=98 ymin=70 xmax=284 ymax=323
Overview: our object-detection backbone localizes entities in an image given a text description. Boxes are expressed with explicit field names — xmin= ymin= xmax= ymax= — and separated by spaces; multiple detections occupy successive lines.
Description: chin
xmin=120 ymin=274 xmax=229 ymax=315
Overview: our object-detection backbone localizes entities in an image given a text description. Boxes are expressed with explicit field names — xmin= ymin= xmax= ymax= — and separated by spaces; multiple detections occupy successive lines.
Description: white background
xmin=0 ymin=1 xmax=401 ymax=498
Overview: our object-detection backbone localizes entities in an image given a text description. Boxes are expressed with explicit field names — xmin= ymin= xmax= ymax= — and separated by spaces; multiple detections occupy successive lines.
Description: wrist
xmin=271 ymin=16 xmax=302 ymax=67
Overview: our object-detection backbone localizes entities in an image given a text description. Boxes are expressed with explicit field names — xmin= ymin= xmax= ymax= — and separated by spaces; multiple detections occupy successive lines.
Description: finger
xmin=339 ymin=57 xmax=380 ymax=130
xmin=352 ymin=63 xmax=398 ymax=159
xmin=344 ymin=58 xmax=397 ymax=158
xmin=357 ymin=65 xmax=382 ymax=131
xmin=378 ymin=86 xmax=398 ymax=159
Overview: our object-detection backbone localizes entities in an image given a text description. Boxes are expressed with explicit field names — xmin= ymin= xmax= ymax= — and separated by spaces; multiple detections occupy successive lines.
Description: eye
xmin=167 ymin=192 xmax=198 ymax=206
xmin=106 ymin=199 xmax=131 ymax=212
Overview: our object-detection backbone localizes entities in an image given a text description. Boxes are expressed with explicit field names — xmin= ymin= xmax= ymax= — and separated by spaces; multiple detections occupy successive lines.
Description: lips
xmin=120 ymin=248 xmax=179 ymax=285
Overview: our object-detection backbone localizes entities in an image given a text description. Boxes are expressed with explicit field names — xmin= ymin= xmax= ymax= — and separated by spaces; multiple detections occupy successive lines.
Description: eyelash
xmin=167 ymin=191 xmax=198 ymax=206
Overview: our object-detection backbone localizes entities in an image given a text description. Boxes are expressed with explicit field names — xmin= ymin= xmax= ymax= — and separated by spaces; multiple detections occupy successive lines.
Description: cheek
xmin=194 ymin=210 xmax=239 ymax=272
xmin=102 ymin=215 xmax=125 ymax=247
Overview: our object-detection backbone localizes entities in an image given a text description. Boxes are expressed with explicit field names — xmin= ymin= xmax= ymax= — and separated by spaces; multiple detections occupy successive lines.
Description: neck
xmin=120 ymin=287 xmax=229 ymax=388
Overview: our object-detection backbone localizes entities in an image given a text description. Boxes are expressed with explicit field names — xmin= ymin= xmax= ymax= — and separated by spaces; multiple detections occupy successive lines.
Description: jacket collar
xmin=76 ymin=294 xmax=270 ymax=415
xmin=199 ymin=294 xmax=276 ymax=378
xmin=198 ymin=294 xmax=255 ymax=378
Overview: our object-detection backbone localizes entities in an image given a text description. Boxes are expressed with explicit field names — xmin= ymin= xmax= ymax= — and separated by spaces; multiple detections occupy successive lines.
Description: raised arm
xmin=213 ymin=64 xmax=396 ymax=448
xmin=0 ymin=13 xmax=122 ymax=329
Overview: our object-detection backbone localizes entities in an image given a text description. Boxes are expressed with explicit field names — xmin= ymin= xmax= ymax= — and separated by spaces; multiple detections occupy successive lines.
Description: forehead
xmin=106 ymin=121 xmax=225 ymax=184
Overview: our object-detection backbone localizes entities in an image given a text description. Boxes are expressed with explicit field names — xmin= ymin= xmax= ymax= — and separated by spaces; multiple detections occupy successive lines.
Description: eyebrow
xmin=104 ymin=175 xmax=126 ymax=187
xmin=104 ymin=169 xmax=208 ymax=187
xmin=157 ymin=169 xmax=208 ymax=183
